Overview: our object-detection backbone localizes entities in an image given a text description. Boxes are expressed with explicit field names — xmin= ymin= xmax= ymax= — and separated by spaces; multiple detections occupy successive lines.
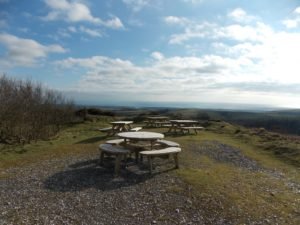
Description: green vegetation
xmin=0 ymin=111 xmax=299 ymax=224
xmin=0 ymin=75 xmax=74 ymax=145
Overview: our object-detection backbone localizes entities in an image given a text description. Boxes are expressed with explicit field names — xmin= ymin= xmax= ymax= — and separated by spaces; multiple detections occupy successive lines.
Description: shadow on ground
xmin=43 ymin=157 xmax=176 ymax=192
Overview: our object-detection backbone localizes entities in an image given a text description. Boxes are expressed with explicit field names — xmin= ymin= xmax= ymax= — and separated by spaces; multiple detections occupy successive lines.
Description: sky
xmin=1 ymin=0 xmax=300 ymax=109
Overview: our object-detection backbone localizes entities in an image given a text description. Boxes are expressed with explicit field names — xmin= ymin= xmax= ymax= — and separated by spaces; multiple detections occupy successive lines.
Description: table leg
xmin=173 ymin=153 xmax=179 ymax=169
xmin=148 ymin=156 xmax=153 ymax=174
xmin=114 ymin=154 xmax=122 ymax=177
xmin=167 ymin=124 xmax=174 ymax=133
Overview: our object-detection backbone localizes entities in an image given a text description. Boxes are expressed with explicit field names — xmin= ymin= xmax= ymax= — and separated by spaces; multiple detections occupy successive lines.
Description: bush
xmin=0 ymin=75 xmax=75 ymax=144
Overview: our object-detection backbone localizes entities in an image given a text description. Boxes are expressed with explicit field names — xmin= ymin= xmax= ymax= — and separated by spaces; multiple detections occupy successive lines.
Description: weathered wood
xmin=140 ymin=147 xmax=181 ymax=174
xmin=99 ymin=144 xmax=130 ymax=176
xmin=106 ymin=139 xmax=124 ymax=145
xmin=130 ymin=127 xmax=142 ymax=132
xmin=140 ymin=147 xmax=181 ymax=156
xmin=118 ymin=131 xmax=164 ymax=141
xmin=156 ymin=139 xmax=180 ymax=147
xmin=173 ymin=153 xmax=179 ymax=168
xmin=180 ymin=126 xmax=204 ymax=134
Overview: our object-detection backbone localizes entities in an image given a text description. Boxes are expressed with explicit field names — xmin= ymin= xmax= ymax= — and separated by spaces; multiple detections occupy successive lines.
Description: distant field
xmin=104 ymin=106 xmax=300 ymax=135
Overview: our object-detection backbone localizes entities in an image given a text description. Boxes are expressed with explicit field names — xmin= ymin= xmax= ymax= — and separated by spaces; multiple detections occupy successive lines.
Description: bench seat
xmin=99 ymin=127 xmax=112 ymax=132
xmin=140 ymin=147 xmax=181 ymax=174
xmin=99 ymin=144 xmax=130 ymax=177
xmin=106 ymin=139 xmax=124 ymax=145
xmin=156 ymin=139 xmax=180 ymax=147
xmin=180 ymin=126 xmax=204 ymax=134
xmin=130 ymin=127 xmax=142 ymax=132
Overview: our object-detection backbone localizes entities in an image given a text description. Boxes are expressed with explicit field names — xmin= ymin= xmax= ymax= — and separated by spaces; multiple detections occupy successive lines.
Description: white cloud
xmin=122 ymin=0 xmax=151 ymax=12
xmin=164 ymin=16 xmax=190 ymax=26
xmin=282 ymin=6 xmax=300 ymax=28
xmin=43 ymin=0 xmax=124 ymax=29
xmin=167 ymin=22 xmax=218 ymax=44
xmin=79 ymin=26 xmax=102 ymax=37
xmin=0 ymin=33 xmax=66 ymax=67
xmin=68 ymin=26 xmax=77 ymax=33
xmin=228 ymin=8 xmax=257 ymax=23
xmin=166 ymin=12 xmax=272 ymax=44
xmin=52 ymin=6 xmax=300 ymax=108
xmin=151 ymin=51 xmax=164 ymax=61
xmin=294 ymin=6 xmax=300 ymax=14
xmin=181 ymin=0 xmax=203 ymax=4
xmin=282 ymin=19 xmax=300 ymax=28
xmin=54 ymin=54 xmax=300 ymax=107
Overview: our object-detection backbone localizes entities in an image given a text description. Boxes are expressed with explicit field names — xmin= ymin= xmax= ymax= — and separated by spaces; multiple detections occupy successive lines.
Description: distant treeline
xmin=0 ymin=75 xmax=75 ymax=144
xmin=222 ymin=111 xmax=300 ymax=136
xmin=194 ymin=110 xmax=300 ymax=135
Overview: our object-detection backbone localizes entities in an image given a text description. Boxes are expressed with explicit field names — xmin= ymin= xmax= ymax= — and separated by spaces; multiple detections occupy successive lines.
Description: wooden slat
xmin=156 ymin=139 xmax=180 ymax=147
xmin=105 ymin=139 xmax=124 ymax=145
xmin=130 ymin=127 xmax=142 ymax=132
xmin=140 ymin=147 xmax=181 ymax=156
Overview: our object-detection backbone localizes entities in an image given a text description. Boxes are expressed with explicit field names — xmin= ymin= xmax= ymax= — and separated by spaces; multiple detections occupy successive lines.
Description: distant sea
xmin=76 ymin=101 xmax=291 ymax=112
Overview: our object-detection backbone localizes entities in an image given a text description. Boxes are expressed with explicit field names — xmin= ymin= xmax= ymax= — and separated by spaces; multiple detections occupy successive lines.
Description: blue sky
xmin=1 ymin=0 xmax=300 ymax=108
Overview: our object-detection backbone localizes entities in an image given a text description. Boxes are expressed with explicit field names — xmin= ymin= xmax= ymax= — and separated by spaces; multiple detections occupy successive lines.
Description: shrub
xmin=0 ymin=75 xmax=75 ymax=144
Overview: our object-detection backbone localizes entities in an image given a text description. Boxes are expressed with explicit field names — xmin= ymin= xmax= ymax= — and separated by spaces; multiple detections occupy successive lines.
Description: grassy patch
xmin=177 ymin=165 xmax=299 ymax=224
xmin=0 ymin=118 xmax=111 ymax=170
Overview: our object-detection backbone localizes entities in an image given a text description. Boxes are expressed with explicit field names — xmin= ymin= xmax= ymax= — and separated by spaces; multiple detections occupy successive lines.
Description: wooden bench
xmin=105 ymin=139 xmax=124 ymax=145
xmin=130 ymin=127 xmax=142 ymax=132
xmin=99 ymin=127 xmax=112 ymax=132
xmin=99 ymin=144 xmax=130 ymax=177
xmin=155 ymin=139 xmax=180 ymax=147
xmin=180 ymin=126 xmax=204 ymax=134
xmin=139 ymin=147 xmax=181 ymax=174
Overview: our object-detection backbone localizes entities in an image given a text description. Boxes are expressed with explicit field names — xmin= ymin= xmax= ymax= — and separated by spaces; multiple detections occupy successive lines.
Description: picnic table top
xmin=117 ymin=131 xmax=164 ymax=140
xmin=110 ymin=121 xmax=133 ymax=125
xmin=169 ymin=120 xmax=198 ymax=124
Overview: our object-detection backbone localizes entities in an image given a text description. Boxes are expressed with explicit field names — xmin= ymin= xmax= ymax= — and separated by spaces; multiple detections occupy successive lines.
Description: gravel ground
xmin=1 ymin=141 xmax=299 ymax=225
xmin=0 ymin=150 xmax=230 ymax=225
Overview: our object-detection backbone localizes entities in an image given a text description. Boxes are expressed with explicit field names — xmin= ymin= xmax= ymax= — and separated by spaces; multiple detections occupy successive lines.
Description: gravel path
xmin=0 ymin=150 xmax=229 ymax=225
xmin=187 ymin=141 xmax=263 ymax=171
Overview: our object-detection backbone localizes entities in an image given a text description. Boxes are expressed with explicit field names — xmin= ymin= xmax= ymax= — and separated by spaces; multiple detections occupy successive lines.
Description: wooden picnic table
xmin=109 ymin=121 xmax=133 ymax=136
xmin=118 ymin=131 xmax=164 ymax=149
xmin=146 ymin=116 xmax=170 ymax=127
xmin=117 ymin=131 xmax=164 ymax=163
xmin=168 ymin=120 xmax=201 ymax=134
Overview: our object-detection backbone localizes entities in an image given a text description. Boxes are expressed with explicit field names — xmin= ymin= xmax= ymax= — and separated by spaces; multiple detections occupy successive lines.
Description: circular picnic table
xmin=117 ymin=131 xmax=164 ymax=149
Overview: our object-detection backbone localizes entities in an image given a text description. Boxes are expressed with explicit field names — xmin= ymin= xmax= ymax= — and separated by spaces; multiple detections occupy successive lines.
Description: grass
xmin=0 ymin=117 xmax=299 ymax=223
xmin=0 ymin=117 xmax=111 ymax=170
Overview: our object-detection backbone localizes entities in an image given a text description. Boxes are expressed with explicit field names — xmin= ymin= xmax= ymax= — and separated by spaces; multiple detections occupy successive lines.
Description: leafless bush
xmin=0 ymin=75 xmax=75 ymax=144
